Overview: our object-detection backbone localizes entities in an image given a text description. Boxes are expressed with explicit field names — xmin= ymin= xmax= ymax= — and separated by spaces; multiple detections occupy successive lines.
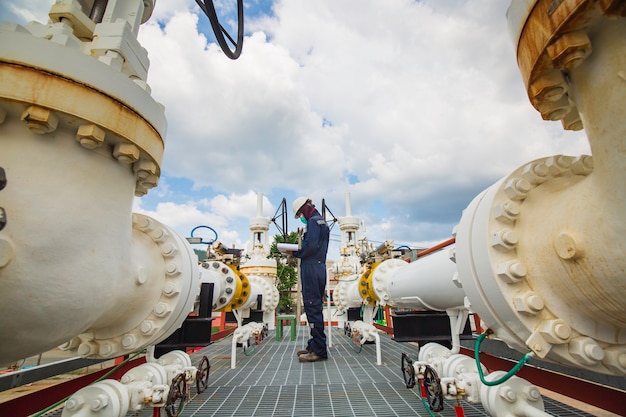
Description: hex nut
xmin=569 ymin=337 xmax=604 ymax=365
xmin=547 ymin=31 xmax=591 ymax=70
xmin=535 ymin=95 xmax=572 ymax=121
xmin=113 ymin=142 xmax=140 ymax=163
xmin=21 ymin=105 xmax=59 ymax=134
xmin=491 ymin=229 xmax=519 ymax=252
xmin=539 ymin=319 xmax=571 ymax=344
xmin=504 ymin=178 xmax=531 ymax=201
xmin=561 ymin=108 xmax=583 ymax=131
xmin=570 ymin=155 xmax=593 ymax=175
xmin=76 ymin=124 xmax=105 ymax=149
xmin=497 ymin=261 xmax=527 ymax=283
xmin=529 ymin=70 xmax=566 ymax=103
xmin=134 ymin=160 xmax=158 ymax=179
xmin=521 ymin=162 xmax=549 ymax=185
xmin=494 ymin=201 xmax=521 ymax=224
xmin=121 ymin=333 xmax=137 ymax=349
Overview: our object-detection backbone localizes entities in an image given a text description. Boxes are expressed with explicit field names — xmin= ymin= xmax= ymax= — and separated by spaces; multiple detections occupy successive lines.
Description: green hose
xmin=419 ymin=396 xmax=438 ymax=417
xmin=474 ymin=332 xmax=533 ymax=386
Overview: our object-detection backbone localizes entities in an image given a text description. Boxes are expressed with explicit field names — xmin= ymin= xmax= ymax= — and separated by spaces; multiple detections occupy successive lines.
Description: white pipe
xmin=382 ymin=249 xmax=464 ymax=310
xmin=345 ymin=192 xmax=353 ymax=217
xmin=231 ymin=335 xmax=239 ymax=370
xmin=446 ymin=308 xmax=469 ymax=355
xmin=256 ymin=192 xmax=263 ymax=217
xmin=373 ymin=331 xmax=382 ymax=366
xmin=327 ymin=268 xmax=332 ymax=348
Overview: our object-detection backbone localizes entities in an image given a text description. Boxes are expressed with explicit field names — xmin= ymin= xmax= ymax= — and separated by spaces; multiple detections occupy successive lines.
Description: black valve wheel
xmin=196 ymin=355 xmax=211 ymax=394
xmin=195 ymin=0 xmax=244 ymax=59
xmin=423 ymin=365 xmax=444 ymax=412
xmin=401 ymin=353 xmax=416 ymax=388
xmin=165 ymin=373 xmax=188 ymax=417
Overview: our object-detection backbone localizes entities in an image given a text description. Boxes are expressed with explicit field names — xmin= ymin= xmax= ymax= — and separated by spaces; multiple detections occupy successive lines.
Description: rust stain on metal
xmin=0 ymin=61 xmax=164 ymax=167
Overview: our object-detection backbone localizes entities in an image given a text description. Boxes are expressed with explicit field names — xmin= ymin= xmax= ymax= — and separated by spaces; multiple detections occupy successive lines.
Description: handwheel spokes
xmin=401 ymin=353 xmax=416 ymax=389
xmin=423 ymin=365 xmax=444 ymax=412
xmin=196 ymin=355 xmax=211 ymax=394
xmin=165 ymin=373 xmax=188 ymax=417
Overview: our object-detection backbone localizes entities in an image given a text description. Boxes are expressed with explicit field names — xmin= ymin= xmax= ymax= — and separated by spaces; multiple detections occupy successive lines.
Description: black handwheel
xmin=195 ymin=0 xmax=244 ymax=59
xmin=196 ymin=355 xmax=210 ymax=394
xmin=165 ymin=373 xmax=188 ymax=417
xmin=423 ymin=365 xmax=444 ymax=412
xmin=401 ymin=353 xmax=416 ymax=388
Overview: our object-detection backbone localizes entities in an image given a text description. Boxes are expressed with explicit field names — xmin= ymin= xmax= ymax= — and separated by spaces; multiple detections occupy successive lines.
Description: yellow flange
xmin=359 ymin=263 xmax=380 ymax=306
xmin=226 ymin=264 xmax=251 ymax=311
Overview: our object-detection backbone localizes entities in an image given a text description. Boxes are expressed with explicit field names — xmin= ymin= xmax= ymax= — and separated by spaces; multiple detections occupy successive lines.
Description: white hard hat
xmin=292 ymin=196 xmax=310 ymax=218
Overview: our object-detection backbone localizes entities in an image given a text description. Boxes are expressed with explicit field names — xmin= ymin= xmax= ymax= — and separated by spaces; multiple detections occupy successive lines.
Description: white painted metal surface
xmin=61 ymin=348 xmax=200 ymax=417
xmin=383 ymin=249 xmax=463 ymax=310
xmin=239 ymin=192 xmax=280 ymax=328
xmin=417 ymin=342 xmax=548 ymax=417
xmin=454 ymin=1 xmax=626 ymax=376
xmin=0 ymin=0 xmax=203 ymax=365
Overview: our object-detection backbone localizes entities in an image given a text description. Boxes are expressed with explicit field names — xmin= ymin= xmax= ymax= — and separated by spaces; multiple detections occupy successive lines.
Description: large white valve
xmin=61 ymin=349 xmax=206 ymax=417
xmin=0 ymin=0 xmax=208 ymax=365
xmin=412 ymin=343 xmax=547 ymax=417
xmin=348 ymin=320 xmax=383 ymax=365
xmin=454 ymin=0 xmax=626 ymax=375
xmin=230 ymin=321 xmax=267 ymax=369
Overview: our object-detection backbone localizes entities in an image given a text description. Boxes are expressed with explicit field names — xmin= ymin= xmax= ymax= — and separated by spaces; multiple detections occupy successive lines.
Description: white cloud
xmin=5 ymin=0 xmax=593 ymax=254
xmin=133 ymin=190 xmax=277 ymax=249
xmin=0 ymin=0 xmax=51 ymax=24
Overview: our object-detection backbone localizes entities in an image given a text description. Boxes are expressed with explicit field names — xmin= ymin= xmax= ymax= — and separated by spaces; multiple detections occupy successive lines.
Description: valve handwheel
xmin=196 ymin=355 xmax=211 ymax=394
xmin=401 ymin=353 xmax=416 ymax=388
xmin=194 ymin=0 xmax=244 ymax=59
xmin=165 ymin=373 xmax=188 ymax=417
xmin=423 ymin=365 xmax=444 ymax=412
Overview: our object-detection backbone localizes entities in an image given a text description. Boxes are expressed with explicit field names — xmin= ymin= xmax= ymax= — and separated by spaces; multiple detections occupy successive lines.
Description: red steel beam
xmin=416 ymin=237 xmax=455 ymax=258
xmin=211 ymin=326 xmax=237 ymax=341
xmin=0 ymin=356 xmax=146 ymax=417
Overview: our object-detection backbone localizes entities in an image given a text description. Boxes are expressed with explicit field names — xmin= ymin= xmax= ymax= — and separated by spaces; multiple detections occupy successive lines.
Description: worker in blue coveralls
xmin=287 ymin=197 xmax=330 ymax=362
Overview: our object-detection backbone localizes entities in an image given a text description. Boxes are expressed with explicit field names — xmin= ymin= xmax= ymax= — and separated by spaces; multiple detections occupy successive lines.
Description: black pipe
xmin=89 ymin=0 xmax=108 ymax=23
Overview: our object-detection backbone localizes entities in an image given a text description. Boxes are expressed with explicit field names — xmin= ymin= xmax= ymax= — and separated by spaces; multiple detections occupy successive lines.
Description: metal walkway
xmin=119 ymin=326 xmax=597 ymax=417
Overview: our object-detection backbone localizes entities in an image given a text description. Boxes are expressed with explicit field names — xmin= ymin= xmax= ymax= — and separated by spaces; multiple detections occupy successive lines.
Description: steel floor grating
xmin=144 ymin=326 xmax=594 ymax=417
xmin=45 ymin=326 xmax=598 ymax=417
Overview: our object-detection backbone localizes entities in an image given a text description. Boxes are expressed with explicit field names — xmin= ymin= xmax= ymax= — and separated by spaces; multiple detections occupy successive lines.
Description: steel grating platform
xmin=45 ymin=326 xmax=597 ymax=417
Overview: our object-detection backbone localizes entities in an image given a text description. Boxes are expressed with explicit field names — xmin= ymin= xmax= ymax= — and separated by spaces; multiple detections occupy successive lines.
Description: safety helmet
xmin=292 ymin=196 xmax=310 ymax=218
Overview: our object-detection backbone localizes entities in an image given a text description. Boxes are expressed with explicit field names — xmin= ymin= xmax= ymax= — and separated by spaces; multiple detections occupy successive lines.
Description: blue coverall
xmin=293 ymin=210 xmax=330 ymax=357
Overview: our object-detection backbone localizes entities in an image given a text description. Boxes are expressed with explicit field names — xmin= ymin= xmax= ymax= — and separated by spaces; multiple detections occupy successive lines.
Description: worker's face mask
xmin=300 ymin=215 xmax=307 ymax=224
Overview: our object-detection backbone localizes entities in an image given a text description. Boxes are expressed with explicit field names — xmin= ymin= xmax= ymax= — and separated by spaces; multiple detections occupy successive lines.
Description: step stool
xmin=275 ymin=314 xmax=297 ymax=341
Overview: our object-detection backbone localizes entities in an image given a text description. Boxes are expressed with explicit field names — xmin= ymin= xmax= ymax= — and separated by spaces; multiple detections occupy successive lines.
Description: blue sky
xmin=0 ymin=0 xmax=592 ymax=258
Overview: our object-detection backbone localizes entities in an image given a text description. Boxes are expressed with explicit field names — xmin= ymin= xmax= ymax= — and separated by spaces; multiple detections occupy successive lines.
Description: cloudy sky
xmin=1 ymin=0 xmax=591 ymax=257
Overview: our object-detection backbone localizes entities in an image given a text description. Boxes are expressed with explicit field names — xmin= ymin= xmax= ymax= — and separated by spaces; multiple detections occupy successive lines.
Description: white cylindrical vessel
xmin=383 ymin=249 xmax=464 ymax=310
